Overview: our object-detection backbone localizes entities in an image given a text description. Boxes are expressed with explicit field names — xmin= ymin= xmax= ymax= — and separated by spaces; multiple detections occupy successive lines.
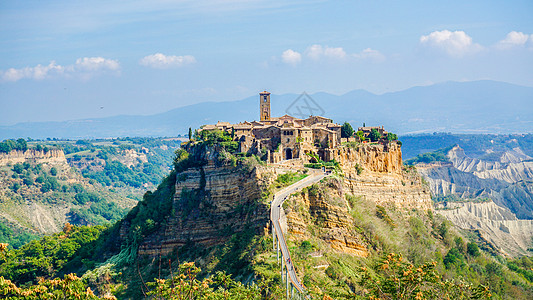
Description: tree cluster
xmin=0 ymin=139 xmax=28 ymax=153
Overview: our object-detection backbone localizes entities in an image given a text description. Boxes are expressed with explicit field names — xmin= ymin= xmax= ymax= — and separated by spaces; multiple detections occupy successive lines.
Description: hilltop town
xmin=199 ymin=91 xmax=398 ymax=164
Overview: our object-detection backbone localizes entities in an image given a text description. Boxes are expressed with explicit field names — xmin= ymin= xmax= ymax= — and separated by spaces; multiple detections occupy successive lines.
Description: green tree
xmin=356 ymin=130 xmax=365 ymax=142
xmin=467 ymin=242 xmax=480 ymax=257
xmin=49 ymin=167 xmax=58 ymax=176
xmin=188 ymin=127 xmax=192 ymax=140
xmin=387 ymin=132 xmax=398 ymax=141
xmin=16 ymin=138 xmax=27 ymax=152
xmin=341 ymin=122 xmax=354 ymax=138
xmin=369 ymin=128 xmax=382 ymax=142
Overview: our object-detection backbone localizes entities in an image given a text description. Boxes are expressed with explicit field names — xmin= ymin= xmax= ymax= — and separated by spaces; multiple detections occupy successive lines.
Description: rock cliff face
xmin=138 ymin=155 xmax=273 ymax=256
xmin=138 ymin=142 xmax=432 ymax=257
xmin=284 ymin=177 xmax=369 ymax=257
xmin=335 ymin=143 xmax=432 ymax=210
xmin=417 ymin=145 xmax=533 ymax=219
xmin=0 ymin=149 xmax=66 ymax=166
xmin=282 ymin=143 xmax=431 ymax=257
xmin=447 ymin=145 xmax=533 ymax=183
xmin=437 ymin=201 xmax=533 ymax=256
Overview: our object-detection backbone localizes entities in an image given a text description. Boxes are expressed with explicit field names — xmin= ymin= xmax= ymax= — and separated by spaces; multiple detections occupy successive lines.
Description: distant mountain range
xmin=1 ymin=80 xmax=532 ymax=140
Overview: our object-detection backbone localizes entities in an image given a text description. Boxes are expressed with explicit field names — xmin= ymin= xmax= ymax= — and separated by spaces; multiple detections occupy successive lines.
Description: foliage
xmin=355 ymin=163 xmax=363 ymax=175
xmin=0 ymin=139 xmax=28 ymax=153
xmin=360 ymin=253 xmax=492 ymax=299
xmin=173 ymin=148 xmax=207 ymax=173
xmin=341 ymin=122 xmax=354 ymax=138
xmin=0 ymin=273 xmax=112 ymax=300
xmin=0 ymin=224 xmax=106 ymax=285
xmin=0 ymin=224 xmax=38 ymax=249
xmin=273 ymin=172 xmax=307 ymax=189
xmin=375 ymin=205 xmax=395 ymax=227
xmin=467 ymin=242 xmax=481 ymax=257
xmin=146 ymin=262 xmax=262 ymax=299
xmin=369 ymin=128 xmax=382 ymax=142
xmin=404 ymin=146 xmax=452 ymax=165
xmin=356 ymin=130 xmax=365 ymax=142
xmin=387 ymin=132 xmax=398 ymax=141
xmin=123 ymin=171 xmax=176 ymax=246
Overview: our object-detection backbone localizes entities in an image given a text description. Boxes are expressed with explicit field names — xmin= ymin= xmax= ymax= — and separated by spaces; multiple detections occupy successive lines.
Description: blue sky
xmin=1 ymin=0 xmax=532 ymax=126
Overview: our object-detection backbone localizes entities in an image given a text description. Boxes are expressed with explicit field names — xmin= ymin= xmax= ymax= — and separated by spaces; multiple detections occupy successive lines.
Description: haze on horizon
xmin=1 ymin=0 xmax=532 ymax=126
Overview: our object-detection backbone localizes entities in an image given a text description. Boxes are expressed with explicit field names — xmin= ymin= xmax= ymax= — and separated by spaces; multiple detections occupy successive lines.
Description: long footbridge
xmin=270 ymin=171 xmax=328 ymax=299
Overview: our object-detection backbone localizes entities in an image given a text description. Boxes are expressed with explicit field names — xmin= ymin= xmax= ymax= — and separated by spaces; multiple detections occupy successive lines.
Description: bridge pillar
xmin=286 ymin=268 xmax=289 ymax=299
xmin=281 ymin=258 xmax=284 ymax=284
xmin=272 ymin=222 xmax=276 ymax=251
xmin=277 ymin=240 xmax=280 ymax=262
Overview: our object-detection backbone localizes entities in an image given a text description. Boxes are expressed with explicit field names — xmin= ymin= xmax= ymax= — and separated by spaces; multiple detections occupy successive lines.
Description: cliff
xmin=437 ymin=201 xmax=533 ymax=256
xmin=335 ymin=143 xmax=432 ymax=210
xmin=282 ymin=143 xmax=431 ymax=258
xmin=137 ymin=141 xmax=432 ymax=258
xmin=0 ymin=149 xmax=66 ymax=166
xmin=283 ymin=177 xmax=369 ymax=257
xmin=137 ymin=149 xmax=273 ymax=256
xmin=417 ymin=145 xmax=533 ymax=219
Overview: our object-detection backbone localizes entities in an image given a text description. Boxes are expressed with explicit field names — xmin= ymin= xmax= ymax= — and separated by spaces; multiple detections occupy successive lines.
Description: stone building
xmin=200 ymin=91 xmax=342 ymax=163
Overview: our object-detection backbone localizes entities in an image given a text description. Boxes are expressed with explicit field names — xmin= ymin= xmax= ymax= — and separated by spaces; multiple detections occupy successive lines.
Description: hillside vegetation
xmin=0 ymin=137 xmax=181 ymax=249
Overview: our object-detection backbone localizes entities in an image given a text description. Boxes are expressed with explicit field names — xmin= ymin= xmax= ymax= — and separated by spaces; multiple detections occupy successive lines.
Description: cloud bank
xmin=139 ymin=53 xmax=196 ymax=69
xmin=280 ymin=45 xmax=384 ymax=65
xmin=0 ymin=57 xmax=120 ymax=82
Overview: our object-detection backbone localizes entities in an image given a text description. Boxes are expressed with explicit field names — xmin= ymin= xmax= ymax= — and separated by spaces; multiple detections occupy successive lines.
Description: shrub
xmin=49 ymin=167 xmax=58 ymax=176
xmin=369 ymin=128 xmax=382 ymax=142
xmin=467 ymin=242 xmax=480 ymax=257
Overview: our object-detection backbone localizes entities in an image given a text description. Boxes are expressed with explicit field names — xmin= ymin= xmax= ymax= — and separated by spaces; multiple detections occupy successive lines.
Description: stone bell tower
xmin=260 ymin=91 xmax=271 ymax=121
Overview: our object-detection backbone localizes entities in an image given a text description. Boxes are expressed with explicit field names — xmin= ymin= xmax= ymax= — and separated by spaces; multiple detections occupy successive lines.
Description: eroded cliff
xmin=335 ymin=143 xmax=432 ymax=210
xmin=437 ymin=201 xmax=533 ymax=256
xmin=137 ymin=151 xmax=274 ymax=256
xmin=0 ymin=149 xmax=66 ymax=166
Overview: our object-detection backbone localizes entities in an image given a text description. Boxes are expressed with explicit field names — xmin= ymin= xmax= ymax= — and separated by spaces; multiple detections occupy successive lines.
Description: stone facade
xmin=200 ymin=91 xmax=343 ymax=163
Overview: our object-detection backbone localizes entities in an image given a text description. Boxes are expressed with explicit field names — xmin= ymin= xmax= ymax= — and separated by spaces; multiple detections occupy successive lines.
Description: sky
xmin=1 ymin=0 xmax=532 ymax=126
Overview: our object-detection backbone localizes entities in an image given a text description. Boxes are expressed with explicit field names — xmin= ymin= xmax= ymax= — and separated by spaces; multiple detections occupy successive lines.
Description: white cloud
xmin=496 ymin=31 xmax=531 ymax=49
xmin=139 ymin=53 xmax=196 ymax=69
xmin=75 ymin=57 xmax=120 ymax=71
xmin=282 ymin=44 xmax=383 ymax=65
xmin=281 ymin=49 xmax=302 ymax=66
xmin=305 ymin=44 xmax=347 ymax=60
xmin=353 ymin=48 xmax=385 ymax=62
xmin=306 ymin=44 xmax=323 ymax=60
xmin=0 ymin=57 xmax=120 ymax=82
xmin=420 ymin=30 xmax=482 ymax=57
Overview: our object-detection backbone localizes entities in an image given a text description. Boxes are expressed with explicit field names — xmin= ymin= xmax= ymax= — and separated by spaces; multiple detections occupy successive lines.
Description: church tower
xmin=260 ymin=91 xmax=271 ymax=121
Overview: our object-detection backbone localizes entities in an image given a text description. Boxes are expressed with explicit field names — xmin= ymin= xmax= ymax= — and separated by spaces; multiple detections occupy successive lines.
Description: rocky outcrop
xmin=417 ymin=145 xmax=533 ymax=219
xmin=138 ymin=157 xmax=273 ymax=256
xmin=336 ymin=143 xmax=432 ymax=210
xmin=332 ymin=142 xmax=403 ymax=175
xmin=138 ymin=141 xmax=432 ymax=257
xmin=447 ymin=145 xmax=533 ymax=183
xmin=437 ymin=201 xmax=533 ymax=256
xmin=284 ymin=177 xmax=369 ymax=257
xmin=0 ymin=149 xmax=66 ymax=166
